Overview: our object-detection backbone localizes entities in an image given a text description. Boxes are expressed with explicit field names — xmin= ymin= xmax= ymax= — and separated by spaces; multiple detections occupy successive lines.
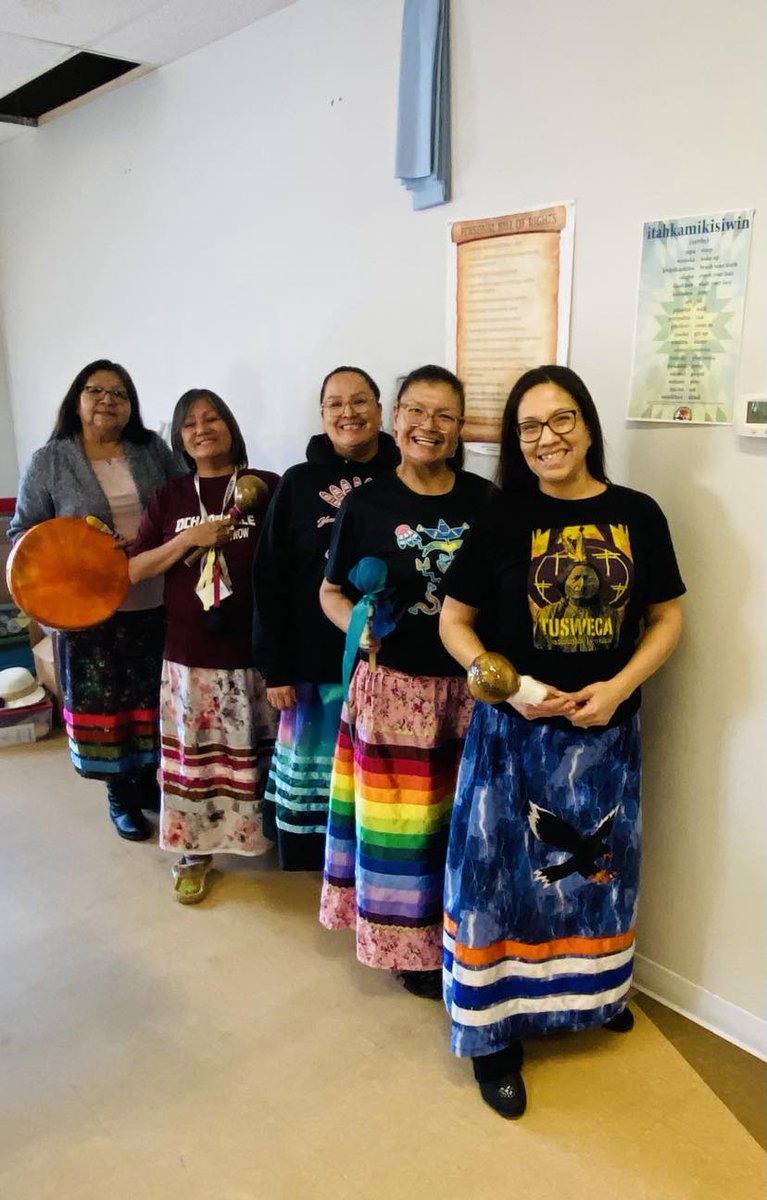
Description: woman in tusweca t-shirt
xmin=439 ymin=366 xmax=685 ymax=1118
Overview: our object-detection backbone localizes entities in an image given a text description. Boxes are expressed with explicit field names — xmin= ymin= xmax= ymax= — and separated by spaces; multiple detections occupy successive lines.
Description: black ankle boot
xmin=133 ymin=767 xmax=161 ymax=813
xmin=603 ymin=1005 xmax=634 ymax=1033
xmin=106 ymin=780 xmax=152 ymax=842
xmin=473 ymin=1042 xmax=526 ymax=1118
xmin=396 ymin=969 xmax=443 ymax=1000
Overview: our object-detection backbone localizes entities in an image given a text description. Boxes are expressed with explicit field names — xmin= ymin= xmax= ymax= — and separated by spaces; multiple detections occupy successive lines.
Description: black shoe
xmin=134 ymin=769 xmax=161 ymax=813
xmin=472 ymin=1042 xmax=526 ymax=1118
xmin=396 ymin=969 xmax=443 ymax=1000
xmin=477 ymin=1071 xmax=527 ymax=1119
xmin=603 ymin=1005 xmax=634 ymax=1033
xmin=108 ymin=800 xmax=152 ymax=841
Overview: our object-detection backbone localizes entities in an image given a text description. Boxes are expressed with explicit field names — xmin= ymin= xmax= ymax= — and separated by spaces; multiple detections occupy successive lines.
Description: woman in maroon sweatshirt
xmin=130 ymin=389 xmax=279 ymax=903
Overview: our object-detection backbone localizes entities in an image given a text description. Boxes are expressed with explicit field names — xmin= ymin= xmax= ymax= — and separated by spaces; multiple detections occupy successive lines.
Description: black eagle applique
xmin=528 ymin=802 xmax=620 ymax=886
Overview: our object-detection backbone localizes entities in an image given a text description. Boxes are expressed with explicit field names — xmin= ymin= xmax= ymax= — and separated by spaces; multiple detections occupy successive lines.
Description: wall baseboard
xmin=634 ymin=954 xmax=767 ymax=1062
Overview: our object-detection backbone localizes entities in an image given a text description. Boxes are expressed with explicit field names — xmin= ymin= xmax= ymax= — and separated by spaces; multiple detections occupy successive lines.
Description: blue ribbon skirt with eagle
xmin=444 ymin=702 xmax=641 ymax=1058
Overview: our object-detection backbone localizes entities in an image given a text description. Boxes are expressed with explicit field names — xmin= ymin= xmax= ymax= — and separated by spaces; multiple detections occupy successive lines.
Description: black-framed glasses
xmin=321 ymin=396 xmax=377 ymax=415
xmin=82 ymin=385 xmax=130 ymax=403
xmin=516 ymin=409 xmax=577 ymax=442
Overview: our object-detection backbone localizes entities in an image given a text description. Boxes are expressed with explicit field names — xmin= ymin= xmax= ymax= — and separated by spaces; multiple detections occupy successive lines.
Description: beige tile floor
xmin=1 ymin=735 xmax=765 ymax=1200
xmin=635 ymin=994 xmax=767 ymax=1151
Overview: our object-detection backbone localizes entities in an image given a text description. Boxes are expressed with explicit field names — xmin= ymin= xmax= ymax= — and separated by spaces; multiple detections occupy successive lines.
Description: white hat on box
xmin=0 ymin=666 xmax=46 ymax=709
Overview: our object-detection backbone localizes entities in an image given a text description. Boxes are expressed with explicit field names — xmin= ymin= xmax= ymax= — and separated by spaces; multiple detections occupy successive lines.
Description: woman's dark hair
xmin=498 ymin=365 xmax=608 ymax=493
xmin=49 ymin=359 xmax=151 ymax=444
xmin=320 ymin=365 xmax=381 ymax=404
xmin=170 ymin=389 xmax=248 ymax=471
xmin=395 ymin=364 xmax=465 ymax=471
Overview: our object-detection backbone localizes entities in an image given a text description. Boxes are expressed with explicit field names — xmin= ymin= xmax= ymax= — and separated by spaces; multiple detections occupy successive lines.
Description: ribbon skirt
xmin=444 ymin=703 xmax=642 ymax=1057
xmin=58 ymin=608 xmax=164 ymax=780
xmin=320 ymin=661 xmax=473 ymax=970
xmin=262 ymin=681 xmax=344 ymax=870
xmin=160 ymin=660 xmax=276 ymax=856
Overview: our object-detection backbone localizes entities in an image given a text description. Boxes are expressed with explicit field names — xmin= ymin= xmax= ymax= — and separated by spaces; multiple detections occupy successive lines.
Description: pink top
xmin=91 ymin=458 xmax=163 ymax=612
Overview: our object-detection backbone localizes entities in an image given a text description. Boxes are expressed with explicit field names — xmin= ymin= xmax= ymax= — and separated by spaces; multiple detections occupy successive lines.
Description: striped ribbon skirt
xmin=58 ymin=608 xmax=164 ymax=779
xmin=159 ymin=660 xmax=277 ymax=856
xmin=263 ymin=681 xmax=344 ymax=870
xmin=320 ymin=661 xmax=473 ymax=971
xmin=444 ymin=702 xmax=642 ymax=1058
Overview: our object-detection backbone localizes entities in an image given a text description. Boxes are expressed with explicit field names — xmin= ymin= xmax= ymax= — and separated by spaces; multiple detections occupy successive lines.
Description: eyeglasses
xmin=516 ymin=409 xmax=577 ymax=442
xmin=397 ymin=403 xmax=461 ymax=431
xmin=82 ymin=385 xmax=130 ymax=403
xmin=322 ymin=396 xmax=377 ymax=415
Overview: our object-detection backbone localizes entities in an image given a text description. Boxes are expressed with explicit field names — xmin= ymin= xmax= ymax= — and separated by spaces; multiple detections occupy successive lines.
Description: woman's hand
xmin=130 ymin=517 xmax=233 ymax=584
xmin=512 ymin=687 xmax=577 ymax=721
xmin=565 ymin=600 xmax=684 ymax=729
xmin=567 ymin=679 xmax=627 ymax=728
xmin=183 ymin=517 xmax=234 ymax=550
xmin=267 ymin=685 xmax=296 ymax=711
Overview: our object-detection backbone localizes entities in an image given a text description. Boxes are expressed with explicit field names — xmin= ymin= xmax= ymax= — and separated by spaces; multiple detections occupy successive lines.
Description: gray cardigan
xmin=8 ymin=433 xmax=188 ymax=543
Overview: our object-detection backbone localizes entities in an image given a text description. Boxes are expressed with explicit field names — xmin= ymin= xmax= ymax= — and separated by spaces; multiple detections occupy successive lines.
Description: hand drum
xmin=6 ymin=517 xmax=129 ymax=630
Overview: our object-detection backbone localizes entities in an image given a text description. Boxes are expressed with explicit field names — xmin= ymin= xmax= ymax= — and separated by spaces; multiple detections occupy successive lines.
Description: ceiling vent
xmin=0 ymin=52 xmax=142 ymax=126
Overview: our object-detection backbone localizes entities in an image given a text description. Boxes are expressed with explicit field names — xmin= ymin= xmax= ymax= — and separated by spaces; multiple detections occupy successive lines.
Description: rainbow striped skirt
xmin=58 ymin=608 xmax=164 ymax=780
xmin=320 ymin=661 xmax=473 ymax=971
xmin=444 ymin=703 xmax=642 ymax=1057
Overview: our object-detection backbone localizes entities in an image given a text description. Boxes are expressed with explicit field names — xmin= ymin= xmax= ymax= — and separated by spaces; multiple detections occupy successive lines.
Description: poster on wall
xmin=628 ymin=209 xmax=754 ymax=423
xmin=446 ymin=203 xmax=575 ymax=443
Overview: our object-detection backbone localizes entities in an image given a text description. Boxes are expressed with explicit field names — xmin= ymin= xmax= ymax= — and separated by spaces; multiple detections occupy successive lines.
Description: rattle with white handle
xmin=466 ymin=652 xmax=547 ymax=708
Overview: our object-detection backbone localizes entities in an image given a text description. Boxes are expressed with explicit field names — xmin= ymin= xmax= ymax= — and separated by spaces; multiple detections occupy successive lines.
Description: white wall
xmin=0 ymin=0 xmax=764 ymax=1054
xmin=0 ymin=293 xmax=19 ymax=493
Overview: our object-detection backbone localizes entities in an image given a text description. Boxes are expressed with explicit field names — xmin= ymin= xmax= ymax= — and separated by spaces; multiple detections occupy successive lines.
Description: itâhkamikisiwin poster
xmin=628 ymin=209 xmax=754 ymax=423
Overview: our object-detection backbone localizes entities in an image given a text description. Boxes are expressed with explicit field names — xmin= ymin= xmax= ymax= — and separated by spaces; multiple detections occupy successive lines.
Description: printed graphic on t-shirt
xmin=529 ymin=524 xmax=633 ymax=652
xmin=174 ymin=513 xmax=256 ymax=542
xmin=395 ymin=519 xmax=469 ymax=616
xmin=317 ymin=476 xmax=371 ymax=528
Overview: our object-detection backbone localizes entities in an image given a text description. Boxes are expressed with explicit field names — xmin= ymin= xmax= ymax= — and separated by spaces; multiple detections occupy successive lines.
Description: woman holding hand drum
xmin=8 ymin=359 xmax=185 ymax=841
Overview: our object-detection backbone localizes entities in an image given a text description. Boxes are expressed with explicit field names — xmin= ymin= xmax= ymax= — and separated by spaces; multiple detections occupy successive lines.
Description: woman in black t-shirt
xmin=439 ymin=366 xmax=685 ymax=1118
xmin=319 ymin=366 xmax=494 ymax=1000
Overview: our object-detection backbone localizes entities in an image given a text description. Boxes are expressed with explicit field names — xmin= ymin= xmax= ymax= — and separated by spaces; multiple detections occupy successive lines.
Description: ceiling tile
xmin=0 ymin=31 xmax=73 ymax=96
xmin=93 ymin=0 xmax=298 ymax=65
xmin=0 ymin=0 xmax=166 ymax=47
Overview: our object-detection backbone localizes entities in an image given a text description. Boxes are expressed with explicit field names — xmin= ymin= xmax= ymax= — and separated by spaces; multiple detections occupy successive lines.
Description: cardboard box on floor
xmin=32 ymin=636 xmax=62 ymax=704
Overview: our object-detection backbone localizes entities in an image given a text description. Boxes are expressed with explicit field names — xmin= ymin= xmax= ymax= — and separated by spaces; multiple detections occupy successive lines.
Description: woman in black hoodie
xmin=252 ymin=366 xmax=399 ymax=869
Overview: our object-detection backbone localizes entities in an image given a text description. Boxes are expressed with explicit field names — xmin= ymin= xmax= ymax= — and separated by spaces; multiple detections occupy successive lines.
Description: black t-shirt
xmin=326 ymin=470 xmax=496 ymax=678
xmin=443 ymin=484 xmax=685 ymax=725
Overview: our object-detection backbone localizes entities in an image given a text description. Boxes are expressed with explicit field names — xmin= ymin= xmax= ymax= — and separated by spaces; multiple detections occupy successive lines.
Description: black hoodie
xmin=252 ymin=432 xmax=400 ymax=687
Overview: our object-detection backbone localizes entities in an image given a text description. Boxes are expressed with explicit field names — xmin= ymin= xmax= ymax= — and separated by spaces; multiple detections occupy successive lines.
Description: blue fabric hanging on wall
xmin=395 ymin=0 xmax=451 ymax=211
